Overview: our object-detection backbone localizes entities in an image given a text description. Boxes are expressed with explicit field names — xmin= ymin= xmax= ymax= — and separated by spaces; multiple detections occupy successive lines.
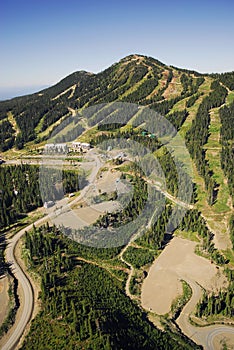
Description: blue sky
xmin=1 ymin=0 xmax=234 ymax=98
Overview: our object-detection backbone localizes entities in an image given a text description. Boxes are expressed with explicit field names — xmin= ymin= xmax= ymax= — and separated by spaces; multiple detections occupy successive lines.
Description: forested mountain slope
xmin=1 ymin=55 xmax=234 ymax=349
xmin=0 ymin=54 xmax=233 ymax=151
xmin=1 ymin=54 xmax=233 ymax=208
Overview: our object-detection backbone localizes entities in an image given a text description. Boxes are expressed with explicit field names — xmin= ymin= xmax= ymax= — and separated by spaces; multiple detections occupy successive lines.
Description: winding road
xmin=119 ymin=241 xmax=138 ymax=300
xmin=176 ymin=279 xmax=234 ymax=350
xmin=1 ymin=150 xmax=102 ymax=350
xmin=1 ymin=150 xmax=234 ymax=350
xmin=2 ymin=217 xmax=47 ymax=350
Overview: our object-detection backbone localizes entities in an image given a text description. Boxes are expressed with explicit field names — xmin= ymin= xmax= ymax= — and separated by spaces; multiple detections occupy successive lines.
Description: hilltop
xmin=0 ymin=54 xmax=233 ymax=151
xmin=1 ymin=54 xmax=233 ymax=211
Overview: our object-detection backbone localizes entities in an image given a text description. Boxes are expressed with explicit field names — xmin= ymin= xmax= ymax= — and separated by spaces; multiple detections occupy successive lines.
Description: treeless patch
xmin=0 ymin=277 xmax=9 ymax=326
xmin=213 ymin=333 xmax=234 ymax=350
xmin=141 ymin=237 xmax=227 ymax=315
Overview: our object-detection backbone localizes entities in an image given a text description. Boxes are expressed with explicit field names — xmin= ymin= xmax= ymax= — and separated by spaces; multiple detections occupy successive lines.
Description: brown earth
xmin=141 ymin=237 xmax=227 ymax=315
xmin=0 ymin=277 xmax=9 ymax=326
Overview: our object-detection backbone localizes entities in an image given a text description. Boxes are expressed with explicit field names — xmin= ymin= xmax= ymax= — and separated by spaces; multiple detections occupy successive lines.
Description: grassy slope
xmin=179 ymin=77 xmax=212 ymax=137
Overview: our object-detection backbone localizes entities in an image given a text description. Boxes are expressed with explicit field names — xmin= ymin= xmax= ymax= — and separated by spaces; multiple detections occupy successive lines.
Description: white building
xmin=43 ymin=201 xmax=55 ymax=208
xmin=71 ymin=142 xmax=91 ymax=152
xmin=44 ymin=143 xmax=68 ymax=154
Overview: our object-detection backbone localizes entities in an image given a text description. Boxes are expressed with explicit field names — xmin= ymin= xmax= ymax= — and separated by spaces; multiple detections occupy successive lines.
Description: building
xmin=43 ymin=201 xmax=55 ymax=208
xmin=44 ymin=143 xmax=68 ymax=154
xmin=71 ymin=142 xmax=91 ymax=152
xmin=72 ymin=142 xmax=81 ymax=151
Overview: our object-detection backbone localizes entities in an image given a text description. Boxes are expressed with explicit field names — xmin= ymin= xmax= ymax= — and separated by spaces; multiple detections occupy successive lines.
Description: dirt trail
xmin=119 ymin=243 xmax=138 ymax=301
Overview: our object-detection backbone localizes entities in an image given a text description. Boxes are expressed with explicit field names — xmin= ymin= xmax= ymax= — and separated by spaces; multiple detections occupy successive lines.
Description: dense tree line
xmin=196 ymin=268 xmax=234 ymax=319
xmin=170 ymin=66 xmax=204 ymax=77
xmin=97 ymin=122 xmax=126 ymax=131
xmin=0 ymin=234 xmax=7 ymax=277
xmin=186 ymin=81 xmax=228 ymax=205
xmin=186 ymin=92 xmax=203 ymax=108
xmin=0 ymin=273 xmax=19 ymax=338
xmin=136 ymin=204 xmax=173 ymax=249
xmin=179 ymin=209 xmax=226 ymax=265
xmin=167 ymin=109 xmax=189 ymax=130
xmin=229 ymin=214 xmax=234 ymax=249
xmin=180 ymin=75 xmax=204 ymax=96
xmin=95 ymin=175 xmax=148 ymax=229
xmin=14 ymin=97 xmax=62 ymax=144
xmin=70 ymin=62 xmax=150 ymax=109
xmin=219 ymin=102 xmax=234 ymax=204
xmin=0 ymin=165 xmax=86 ymax=229
xmin=180 ymin=74 xmax=194 ymax=96
xmin=91 ymin=104 xmax=139 ymax=128
xmin=140 ymin=69 xmax=173 ymax=105
xmin=0 ymin=165 xmax=42 ymax=228
xmin=21 ymin=224 xmax=200 ymax=350
xmin=156 ymin=148 xmax=195 ymax=202
xmin=122 ymin=246 xmax=156 ymax=269
xmin=74 ymin=63 xmax=149 ymax=109
xmin=121 ymin=74 xmax=159 ymax=103
xmin=40 ymin=105 xmax=70 ymax=132
xmin=211 ymin=71 xmax=234 ymax=90
xmin=157 ymin=149 xmax=179 ymax=195
xmin=90 ymin=126 xmax=161 ymax=153
xmin=150 ymin=95 xmax=184 ymax=115
xmin=0 ymin=120 xmax=15 ymax=151
xmin=53 ymin=122 xmax=85 ymax=143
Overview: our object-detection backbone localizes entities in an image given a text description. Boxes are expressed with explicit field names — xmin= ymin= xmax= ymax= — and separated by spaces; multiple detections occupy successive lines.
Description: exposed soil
xmin=141 ymin=237 xmax=227 ymax=315
xmin=0 ymin=277 xmax=9 ymax=326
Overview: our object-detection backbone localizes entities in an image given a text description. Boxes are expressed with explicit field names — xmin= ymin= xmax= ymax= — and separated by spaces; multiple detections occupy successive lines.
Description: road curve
xmin=206 ymin=327 xmax=234 ymax=350
xmin=1 ymin=150 xmax=102 ymax=350
xmin=2 ymin=217 xmax=48 ymax=350
xmin=176 ymin=279 xmax=234 ymax=350
xmin=119 ymin=243 xmax=137 ymax=300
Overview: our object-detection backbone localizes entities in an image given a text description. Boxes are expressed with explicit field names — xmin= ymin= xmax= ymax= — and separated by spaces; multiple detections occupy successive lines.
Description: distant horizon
xmin=1 ymin=52 xmax=234 ymax=100
xmin=2 ymin=0 xmax=234 ymax=98
xmin=0 ymin=85 xmax=50 ymax=100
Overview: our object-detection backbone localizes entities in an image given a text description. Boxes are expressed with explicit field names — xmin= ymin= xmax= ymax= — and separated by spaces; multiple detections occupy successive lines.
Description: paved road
xmin=2 ymin=217 xmax=48 ymax=350
xmin=1 ymin=150 xmax=102 ymax=350
xmin=206 ymin=327 xmax=234 ymax=350
xmin=176 ymin=279 xmax=234 ymax=350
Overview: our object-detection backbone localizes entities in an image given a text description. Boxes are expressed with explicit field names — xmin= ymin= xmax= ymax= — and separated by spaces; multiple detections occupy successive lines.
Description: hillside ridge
xmin=0 ymin=54 xmax=234 ymax=153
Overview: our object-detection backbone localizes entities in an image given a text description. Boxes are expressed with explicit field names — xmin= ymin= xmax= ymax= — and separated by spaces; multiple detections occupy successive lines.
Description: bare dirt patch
xmin=0 ymin=277 xmax=9 ymax=326
xmin=213 ymin=332 xmax=234 ymax=350
xmin=163 ymin=73 xmax=182 ymax=99
xmin=141 ymin=237 xmax=227 ymax=315
xmin=96 ymin=170 xmax=121 ymax=193
xmin=52 ymin=200 xmax=120 ymax=230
